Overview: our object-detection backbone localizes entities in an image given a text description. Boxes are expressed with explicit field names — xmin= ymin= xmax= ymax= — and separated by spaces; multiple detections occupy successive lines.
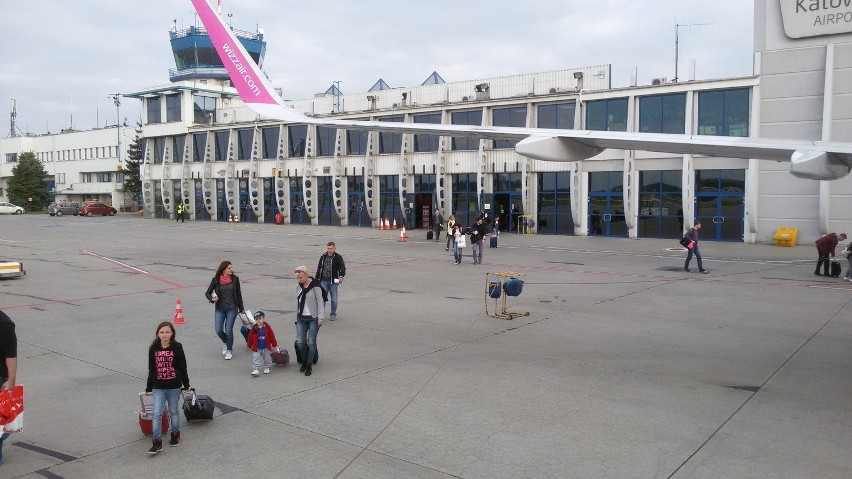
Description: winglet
xmin=190 ymin=0 xmax=307 ymax=122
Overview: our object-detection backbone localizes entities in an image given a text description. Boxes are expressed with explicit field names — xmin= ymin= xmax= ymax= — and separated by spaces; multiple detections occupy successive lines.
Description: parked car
xmin=48 ymin=202 xmax=80 ymax=216
xmin=78 ymin=203 xmax=117 ymax=216
xmin=0 ymin=202 xmax=24 ymax=214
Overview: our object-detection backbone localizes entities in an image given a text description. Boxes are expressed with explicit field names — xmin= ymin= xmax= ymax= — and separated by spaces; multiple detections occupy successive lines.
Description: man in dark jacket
xmin=471 ymin=218 xmax=487 ymax=264
xmin=316 ymin=242 xmax=346 ymax=320
xmin=814 ymin=232 xmax=847 ymax=276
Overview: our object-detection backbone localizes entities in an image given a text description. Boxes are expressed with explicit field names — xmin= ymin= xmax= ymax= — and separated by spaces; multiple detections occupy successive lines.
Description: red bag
xmin=0 ymin=385 xmax=24 ymax=433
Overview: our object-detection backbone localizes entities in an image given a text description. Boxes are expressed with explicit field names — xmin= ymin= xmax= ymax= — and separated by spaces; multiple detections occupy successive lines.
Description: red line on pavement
xmin=81 ymin=250 xmax=185 ymax=288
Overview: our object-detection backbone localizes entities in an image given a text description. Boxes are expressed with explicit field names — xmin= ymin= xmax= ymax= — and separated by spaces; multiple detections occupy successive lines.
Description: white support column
xmin=274 ymin=125 xmax=288 ymax=222
xmin=160 ymin=140 xmax=175 ymax=218
xmin=364 ymin=131 xmax=380 ymax=227
xmin=398 ymin=119 xmax=414 ymax=228
xmin=224 ymin=129 xmax=239 ymax=220
xmin=332 ymin=128 xmax=347 ymax=224
xmin=570 ymin=162 xmax=588 ymax=235
xmin=202 ymin=132 xmax=217 ymax=221
xmin=436 ymin=111 xmax=451 ymax=219
xmin=302 ymin=126 xmax=317 ymax=225
xmin=141 ymin=138 xmax=155 ymax=218
xmin=819 ymin=43 xmax=835 ymax=235
xmin=180 ymin=134 xmax=193 ymax=221
xmin=623 ymin=95 xmax=638 ymax=238
xmin=248 ymin=126 xmax=263 ymax=222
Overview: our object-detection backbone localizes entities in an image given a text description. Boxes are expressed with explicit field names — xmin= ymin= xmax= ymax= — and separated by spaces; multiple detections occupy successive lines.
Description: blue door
xmin=587 ymin=172 xmax=627 ymax=237
xmin=694 ymin=169 xmax=744 ymax=242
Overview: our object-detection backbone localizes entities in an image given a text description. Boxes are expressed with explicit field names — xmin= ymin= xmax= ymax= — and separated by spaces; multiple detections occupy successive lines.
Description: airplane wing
xmin=190 ymin=0 xmax=852 ymax=181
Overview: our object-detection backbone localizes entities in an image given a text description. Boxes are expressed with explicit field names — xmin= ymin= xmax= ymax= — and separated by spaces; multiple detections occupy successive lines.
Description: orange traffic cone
xmin=173 ymin=298 xmax=186 ymax=325
xmin=398 ymin=226 xmax=407 ymax=242
xmin=384 ymin=218 xmax=390 ymax=230
xmin=392 ymin=218 xmax=398 ymax=229
xmin=227 ymin=215 xmax=233 ymax=223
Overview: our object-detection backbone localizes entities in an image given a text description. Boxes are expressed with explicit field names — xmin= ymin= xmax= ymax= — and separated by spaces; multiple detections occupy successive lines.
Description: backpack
xmin=309 ymin=277 xmax=329 ymax=303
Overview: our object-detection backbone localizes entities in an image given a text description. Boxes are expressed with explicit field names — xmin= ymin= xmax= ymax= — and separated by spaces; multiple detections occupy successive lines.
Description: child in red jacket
xmin=246 ymin=311 xmax=278 ymax=376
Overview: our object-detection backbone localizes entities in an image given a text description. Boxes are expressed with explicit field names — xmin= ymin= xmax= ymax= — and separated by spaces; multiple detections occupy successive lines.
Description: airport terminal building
xmin=1 ymin=1 xmax=850 ymax=243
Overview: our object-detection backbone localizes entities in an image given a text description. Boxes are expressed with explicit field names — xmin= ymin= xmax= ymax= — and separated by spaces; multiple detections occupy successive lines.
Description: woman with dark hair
xmin=145 ymin=321 xmax=190 ymax=454
xmin=204 ymin=261 xmax=245 ymax=360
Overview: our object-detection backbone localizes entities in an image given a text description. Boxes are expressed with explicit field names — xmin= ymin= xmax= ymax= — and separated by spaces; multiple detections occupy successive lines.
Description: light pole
xmin=108 ymin=94 xmax=121 ymax=164
xmin=333 ymin=80 xmax=342 ymax=112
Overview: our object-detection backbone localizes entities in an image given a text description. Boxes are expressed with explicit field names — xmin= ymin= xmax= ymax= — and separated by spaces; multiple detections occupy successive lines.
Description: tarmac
xmin=0 ymin=214 xmax=850 ymax=479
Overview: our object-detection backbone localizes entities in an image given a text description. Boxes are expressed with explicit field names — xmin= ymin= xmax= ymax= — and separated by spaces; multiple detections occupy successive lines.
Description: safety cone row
xmin=392 ymin=218 xmax=398 ymax=229
xmin=173 ymin=298 xmax=186 ymax=325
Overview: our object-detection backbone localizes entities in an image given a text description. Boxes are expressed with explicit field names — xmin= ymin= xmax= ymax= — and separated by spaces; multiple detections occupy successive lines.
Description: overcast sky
xmin=1 ymin=0 xmax=754 ymax=136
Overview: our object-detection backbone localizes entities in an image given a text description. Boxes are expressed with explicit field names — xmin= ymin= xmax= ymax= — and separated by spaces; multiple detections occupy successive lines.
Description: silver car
xmin=48 ymin=202 xmax=80 ymax=216
xmin=0 ymin=202 xmax=24 ymax=214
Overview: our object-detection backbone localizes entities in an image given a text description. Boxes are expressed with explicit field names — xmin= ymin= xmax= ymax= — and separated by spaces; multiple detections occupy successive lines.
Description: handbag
xmin=0 ymin=385 xmax=24 ymax=433
xmin=270 ymin=347 xmax=289 ymax=365
xmin=457 ymin=235 xmax=467 ymax=248
xmin=238 ymin=310 xmax=255 ymax=327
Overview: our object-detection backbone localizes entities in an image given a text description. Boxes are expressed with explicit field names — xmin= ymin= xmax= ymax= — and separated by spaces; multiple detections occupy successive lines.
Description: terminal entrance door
xmin=694 ymin=169 xmax=745 ymax=242
xmin=587 ymin=172 xmax=626 ymax=237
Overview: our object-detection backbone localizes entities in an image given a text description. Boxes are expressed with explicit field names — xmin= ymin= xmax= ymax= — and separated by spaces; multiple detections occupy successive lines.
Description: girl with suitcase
xmin=145 ymin=321 xmax=191 ymax=454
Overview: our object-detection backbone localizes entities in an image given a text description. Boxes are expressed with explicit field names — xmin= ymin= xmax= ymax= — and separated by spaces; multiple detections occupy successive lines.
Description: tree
xmin=123 ymin=127 xmax=143 ymax=206
xmin=7 ymin=152 xmax=50 ymax=211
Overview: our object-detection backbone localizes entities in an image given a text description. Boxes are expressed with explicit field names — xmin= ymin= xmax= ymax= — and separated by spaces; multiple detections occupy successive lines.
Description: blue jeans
xmin=453 ymin=243 xmax=462 ymax=263
xmin=685 ymin=244 xmax=704 ymax=271
xmin=295 ymin=314 xmax=319 ymax=364
xmin=472 ymin=240 xmax=483 ymax=263
xmin=214 ymin=308 xmax=238 ymax=351
xmin=152 ymin=387 xmax=181 ymax=440
xmin=320 ymin=279 xmax=339 ymax=316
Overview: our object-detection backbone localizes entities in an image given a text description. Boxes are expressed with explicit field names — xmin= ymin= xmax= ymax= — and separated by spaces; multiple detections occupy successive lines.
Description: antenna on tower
xmin=9 ymin=99 xmax=16 ymax=138
xmin=674 ymin=20 xmax=711 ymax=83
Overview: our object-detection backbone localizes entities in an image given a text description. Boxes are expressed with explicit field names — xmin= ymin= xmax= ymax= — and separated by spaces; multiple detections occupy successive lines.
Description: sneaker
xmin=224 ymin=351 xmax=232 ymax=360
xmin=169 ymin=432 xmax=181 ymax=447
xmin=263 ymin=367 xmax=270 ymax=374
xmin=148 ymin=439 xmax=163 ymax=454
xmin=329 ymin=314 xmax=337 ymax=321
xmin=222 ymin=345 xmax=228 ymax=356
xmin=251 ymin=369 xmax=260 ymax=376
xmin=700 ymin=270 xmax=709 ymax=274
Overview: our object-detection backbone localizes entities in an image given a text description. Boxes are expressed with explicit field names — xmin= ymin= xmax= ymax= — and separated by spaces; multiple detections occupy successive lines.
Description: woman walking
xmin=452 ymin=223 xmax=465 ymax=265
xmin=145 ymin=321 xmax=190 ymax=454
xmin=205 ymin=261 xmax=245 ymax=360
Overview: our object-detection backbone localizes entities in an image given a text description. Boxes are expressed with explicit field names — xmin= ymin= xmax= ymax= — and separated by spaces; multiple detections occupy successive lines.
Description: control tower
xmin=168 ymin=24 xmax=266 ymax=82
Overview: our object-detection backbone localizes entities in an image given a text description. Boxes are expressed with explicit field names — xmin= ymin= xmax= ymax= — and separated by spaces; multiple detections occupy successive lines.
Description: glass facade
xmin=347 ymin=129 xmax=367 ymax=155
xmin=165 ymin=94 xmax=181 ymax=122
xmin=451 ymin=173 xmax=479 ymax=227
xmin=537 ymin=172 xmax=573 ymax=235
xmin=214 ymin=131 xmax=229 ymax=162
xmin=288 ymin=125 xmax=307 ymax=157
xmin=261 ymin=127 xmax=278 ymax=159
xmin=172 ymin=135 xmax=186 ymax=162
xmin=237 ymin=128 xmax=253 ymax=160
xmin=492 ymin=106 xmax=527 ymax=149
xmin=151 ymin=137 xmax=166 ymax=165
xmin=193 ymin=95 xmax=216 ymax=125
xmin=290 ymin=178 xmax=307 ymax=224
xmin=315 ymin=176 xmax=341 ymax=226
xmin=347 ymin=176 xmax=369 ymax=227
xmin=451 ymin=110 xmax=482 ymax=151
xmin=585 ymin=98 xmax=628 ymax=131
xmin=637 ymin=171 xmax=683 ymax=239
xmin=638 ymin=93 xmax=685 ymax=134
xmin=378 ymin=116 xmax=403 ymax=154
xmin=316 ymin=126 xmax=336 ymax=157
xmin=588 ymin=171 xmax=626 ymax=236
xmin=697 ymin=88 xmax=750 ymax=137
xmin=537 ymin=102 xmax=575 ymax=130
xmin=147 ymin=97 xmax=161 ymax=124
xmin=413 ymin=113 xmax=441 ymax=152
xmin=695 ymin=169 xmax=745 ymax=241
xmin=379 ymin=175 xmax=400 ymax=221
xmin=192 ymin=133 xmax=206 ymax=162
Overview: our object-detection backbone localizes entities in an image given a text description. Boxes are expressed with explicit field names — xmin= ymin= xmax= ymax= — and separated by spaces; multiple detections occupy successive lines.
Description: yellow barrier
xmin=773 ymin=227 xmax=797 ymax=247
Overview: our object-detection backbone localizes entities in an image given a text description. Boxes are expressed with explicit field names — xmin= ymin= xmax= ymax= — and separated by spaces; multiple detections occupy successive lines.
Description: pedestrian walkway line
xmin=81 ymin=250 xmax=185 ymax=288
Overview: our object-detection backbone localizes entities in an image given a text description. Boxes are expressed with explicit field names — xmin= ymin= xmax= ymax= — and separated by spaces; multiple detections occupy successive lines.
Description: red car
xmin=78 ymin=203 xmax=117 ymax=217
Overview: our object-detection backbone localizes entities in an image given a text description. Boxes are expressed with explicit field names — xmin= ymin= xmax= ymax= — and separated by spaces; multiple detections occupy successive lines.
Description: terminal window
xmin=697 ymin=88 xmax=750 ymax=137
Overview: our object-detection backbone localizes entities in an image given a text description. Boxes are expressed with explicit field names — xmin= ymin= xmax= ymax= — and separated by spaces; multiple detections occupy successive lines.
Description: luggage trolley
xmin=484 ymin=271 xmax=530 ymax=320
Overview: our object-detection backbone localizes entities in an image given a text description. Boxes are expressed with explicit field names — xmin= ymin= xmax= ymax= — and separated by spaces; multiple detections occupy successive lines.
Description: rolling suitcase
xmin=183 ymin=388 xmax=215 ymax=421
xmin=294 ymin=340 xmax=319 ymax=365
xmin=138 ymin=392 xmax=169 ymax=436
xmin=489 ymin=234 xmax=498 ymax=248
xmin=830 ymin=260 xmax=842 ymax=278
xmin=427 ymin=230 xmax=434 ymax=240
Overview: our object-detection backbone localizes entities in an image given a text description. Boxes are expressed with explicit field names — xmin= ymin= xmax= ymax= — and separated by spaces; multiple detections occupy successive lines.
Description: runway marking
xmin=81 ymin=250 xmax=184 ymax=288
